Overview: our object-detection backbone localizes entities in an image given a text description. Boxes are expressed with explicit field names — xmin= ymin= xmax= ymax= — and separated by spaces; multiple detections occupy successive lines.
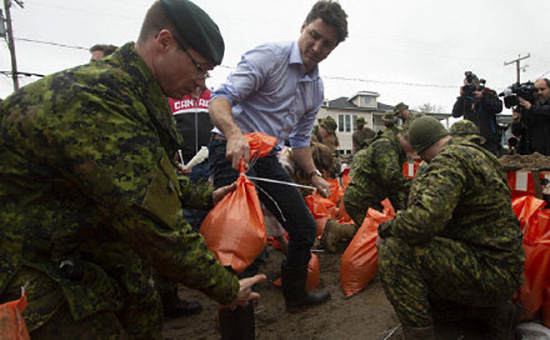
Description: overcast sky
xmin=1 ymin=0 xmax=549 ymax=113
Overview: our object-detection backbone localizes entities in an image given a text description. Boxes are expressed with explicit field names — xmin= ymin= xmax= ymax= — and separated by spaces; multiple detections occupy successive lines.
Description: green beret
xmin=354 ymin=116 xmax=366 ymax=127
xmin=408 ymin=116 xmax=449 ymax=153
xmin=393 ymin=102 xmax=408 ymax=115
xmin=320 ymin=116 xmax=337 ymax=133
xmin=160 ymin=0 xmax=224 ymax=65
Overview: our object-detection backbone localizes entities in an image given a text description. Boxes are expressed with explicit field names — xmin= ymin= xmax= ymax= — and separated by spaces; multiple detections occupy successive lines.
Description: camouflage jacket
xmin=379 ymin=138 xmax=524 ymax=274
xmin=0 ymin=43 xmax=238 ymax=321
xmin=344 ymin=133 xmax=411 ymax=225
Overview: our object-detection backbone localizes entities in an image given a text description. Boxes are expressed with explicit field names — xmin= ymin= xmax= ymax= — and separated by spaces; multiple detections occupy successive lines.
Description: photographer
xmin=512 ymin=78 xmax=550 ymax=156
xmin=452 ymin=72 xmax=504 ymax=156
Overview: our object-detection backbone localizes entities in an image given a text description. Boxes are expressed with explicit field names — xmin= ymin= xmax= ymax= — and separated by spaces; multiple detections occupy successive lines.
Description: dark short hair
xmin=305 ymin=1 xmax=348 ymax=45
xmin=537 ymin=78 xmax=550 ymax=88
xmin=89 ymin=44 xmax=118 ymax=57
xmin=137 ymin=1 xmax=181 ymax=45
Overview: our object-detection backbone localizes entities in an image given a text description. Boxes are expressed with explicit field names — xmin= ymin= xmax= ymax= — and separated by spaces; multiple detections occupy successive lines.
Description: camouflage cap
xmin=160 ymin=0 xmax=225 ymax=65
xmin=354 ymin=116 xmax=366 ymax=127
xmin=408 ymin=116 xmax=449 ymax=153
xmin=393 ymin=102 xmax=408 ymax=115
xmin=450 ymin=119 xmax=486 ymax=144
xmin=320 ymin=116 xmax=337 ymax=133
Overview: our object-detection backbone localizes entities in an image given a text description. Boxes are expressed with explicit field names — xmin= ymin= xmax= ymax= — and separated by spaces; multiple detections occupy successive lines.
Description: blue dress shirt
xmin=212 ymin=40 xmax=324 ymax=150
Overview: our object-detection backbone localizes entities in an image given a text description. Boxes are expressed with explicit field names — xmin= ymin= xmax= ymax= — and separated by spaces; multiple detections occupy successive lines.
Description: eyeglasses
xmin=173 ymin=36 xmax=210 ymax=80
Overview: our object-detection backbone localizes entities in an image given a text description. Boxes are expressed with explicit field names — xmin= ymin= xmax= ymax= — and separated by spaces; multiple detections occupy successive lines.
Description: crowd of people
xmin=0 ymin=0 xmax=542 ymax=339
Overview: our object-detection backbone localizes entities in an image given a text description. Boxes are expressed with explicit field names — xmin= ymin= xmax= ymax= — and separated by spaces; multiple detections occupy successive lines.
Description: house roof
xmin=324 ymin=96 xmax=394 ymax=112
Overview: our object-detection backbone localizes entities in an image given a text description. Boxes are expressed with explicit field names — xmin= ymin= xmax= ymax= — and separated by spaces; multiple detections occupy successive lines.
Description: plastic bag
xmin=324 ymin=178 xmax=343 ymax=206
xmin=340 ymin=199 xmax=395 ymax=297
xmin=305 ymin=192 xmax=336 ymax=238
xmin=271 ymin=253 xmax=320 ymax=292
xmin=512 ymin=195 xmax=550 ymax=321
xmin=199 ymin=132 xmax=277 ymax=273
xmin=0 ymin=287 xmax=30 ymax=340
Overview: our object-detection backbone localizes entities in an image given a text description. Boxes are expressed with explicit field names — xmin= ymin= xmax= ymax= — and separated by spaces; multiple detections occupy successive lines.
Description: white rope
xmin=245 ymin=175 xmax=316 ymax=191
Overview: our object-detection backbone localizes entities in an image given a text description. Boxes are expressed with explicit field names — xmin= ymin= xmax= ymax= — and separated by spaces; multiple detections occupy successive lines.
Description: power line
xmin=15 ymin=37 xmax=87 ymax=50
xmin=323 ymin=76 xmax=457 ymax=89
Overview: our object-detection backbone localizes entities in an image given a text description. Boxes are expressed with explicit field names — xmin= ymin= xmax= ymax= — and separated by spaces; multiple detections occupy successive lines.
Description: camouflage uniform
xmin=378 ymin=138 xmax=524 ymax=328
xmin=0 ymin=43 xmax=239 ymax=338
xmin=343 ymin=133 xmax=411 ymax=226
xmin=352 ymin=127 xmax=376 ymax=152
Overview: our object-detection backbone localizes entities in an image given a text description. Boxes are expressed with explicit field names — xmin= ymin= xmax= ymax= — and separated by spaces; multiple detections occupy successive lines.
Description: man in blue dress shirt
xmin=208 ymin=1 xmax=348 ymax=338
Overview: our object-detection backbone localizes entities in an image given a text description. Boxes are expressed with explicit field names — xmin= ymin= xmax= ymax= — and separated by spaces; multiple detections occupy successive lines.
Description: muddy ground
xmin=163 ymin=243 xmax=491 ymax=340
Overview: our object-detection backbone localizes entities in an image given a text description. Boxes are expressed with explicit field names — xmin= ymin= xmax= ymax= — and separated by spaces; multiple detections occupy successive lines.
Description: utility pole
xmin=2 ymin=0 xmax=23 ymax=91
xmin=504 ymin=54 xmax=530 ymax=84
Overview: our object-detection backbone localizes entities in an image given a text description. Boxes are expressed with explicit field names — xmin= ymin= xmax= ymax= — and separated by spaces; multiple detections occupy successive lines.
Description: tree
xmin=415 ymin=103 xmax=443 ymax=113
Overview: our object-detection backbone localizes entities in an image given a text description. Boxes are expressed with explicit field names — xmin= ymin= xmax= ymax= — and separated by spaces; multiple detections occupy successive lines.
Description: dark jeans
xmin=182 ymin=160 xmax=210 ymax=230
xmin=208 ymin=139 xmax=316 ymax=276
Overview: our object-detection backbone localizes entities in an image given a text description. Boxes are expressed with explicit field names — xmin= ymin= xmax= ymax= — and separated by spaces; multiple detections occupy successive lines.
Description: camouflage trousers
xmin=1 ymin=266 xmax=163 ymax=340
xmin=378 ymin=236 xmax=520 ymax=327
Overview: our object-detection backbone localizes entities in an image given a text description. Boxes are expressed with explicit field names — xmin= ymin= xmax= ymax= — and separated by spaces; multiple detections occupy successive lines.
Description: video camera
xmin=499 ymin=81 xmax=537 ymax=109
xmin=462 ymin=71 xmax=486 ymax=97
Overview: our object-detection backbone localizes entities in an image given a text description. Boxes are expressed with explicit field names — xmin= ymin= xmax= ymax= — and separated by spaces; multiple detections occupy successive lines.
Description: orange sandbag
xmin=340 ymin=199 xmax=395 ymax=297
xmin=199 ymin=132 xmax=277 ymax=273
xmin=305 ymin=192 xmax=336 ymax=238
xmin=0 ymin=287 xmax=30 ymax=340
xmin=244 ymin=132 xmax=278 ymax=159
xmin=336 ymin=199 xmax=352 ymax=223
xmin=271 ymin=254 xmax=320 ymax=292
xmin=306 ymin=254 xmax=320 ymax=291
xmin=325 ymin=178 xmax=342 ymax=206
xmin=200 ymin=174 xmax=266 ymax=274
xmin=512 ymin=195 xmax=546 ymax=237
xmin=512 ymin=195 xmax=550 ymax=319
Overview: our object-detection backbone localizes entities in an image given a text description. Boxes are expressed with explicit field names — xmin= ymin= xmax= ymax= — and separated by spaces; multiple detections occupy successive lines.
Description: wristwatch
xmin=309 ymin=169 xmax=323 ymax=180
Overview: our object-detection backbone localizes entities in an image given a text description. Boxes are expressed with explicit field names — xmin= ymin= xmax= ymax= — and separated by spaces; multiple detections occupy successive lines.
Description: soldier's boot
xmin=281 ymin=262 xmax=331 ymax=313
xmin=218 ymin=302 xmax=255 ymax=340
xmin=320 ymin=219 xmax=356 ymax=253
xmin=401 ymin=325 xmax=436 ymax=340
xmin=472 ymin=301 xmax=520 ymax=340
xmin=161 ymin=286 xmax=202 ymax=318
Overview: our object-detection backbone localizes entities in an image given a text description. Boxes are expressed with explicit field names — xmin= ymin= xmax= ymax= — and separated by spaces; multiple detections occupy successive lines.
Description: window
xmin=338 ymin=114 xmax=357 ymax=133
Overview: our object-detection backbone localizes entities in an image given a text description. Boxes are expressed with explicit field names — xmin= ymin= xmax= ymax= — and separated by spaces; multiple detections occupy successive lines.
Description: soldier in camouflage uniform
xmin=0 ymin=1 xmax=264 ymax=338
xmin=321 ymin=128 xmax=412 ymax=252
xmin=450 ymin=118 xmax=487 ymax=145
xmin=377 ymin=116 xmax=524 ymax=340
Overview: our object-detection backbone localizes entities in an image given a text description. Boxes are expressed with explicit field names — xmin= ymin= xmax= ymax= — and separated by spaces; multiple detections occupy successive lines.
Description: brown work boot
xmin=401 ymin=325 xmax=436 ymax=340
xmin=320 ymin=219 xmax=356 ymax=253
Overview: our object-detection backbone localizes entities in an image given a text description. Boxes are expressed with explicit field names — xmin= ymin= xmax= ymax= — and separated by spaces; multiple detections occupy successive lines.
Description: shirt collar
xmin=289 ymin=41 xmax=320 ymax=79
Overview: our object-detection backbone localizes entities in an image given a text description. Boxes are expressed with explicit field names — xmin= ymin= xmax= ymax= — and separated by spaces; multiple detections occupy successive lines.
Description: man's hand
xmin=226 ymin=133 xmax=250 ymax=171
xmin=212 ymin=182 xmax=238 ymax=206
xmin=312 ymin=175 xmax=331 ymax=198
xmin=519 ymin=97 xmax=532 ymax=110
xmin=176 ymin=163 xmax=192 ymax=176
xmin=221 ymin=274 xmax=267 ymax=310
xmin=512 ymin=109 xmax=521 ymax=123
xmin=473 ymin=90 xmax=483 ymax=100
